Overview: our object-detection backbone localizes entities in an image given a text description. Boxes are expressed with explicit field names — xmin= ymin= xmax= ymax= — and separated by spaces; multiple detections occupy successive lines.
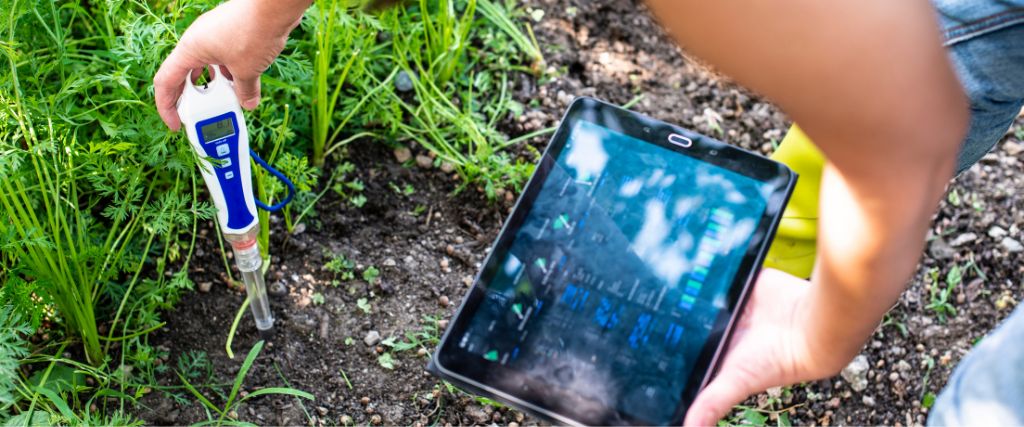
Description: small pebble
xmin=364 ymin=331 xmax=381 ymax=346
xmin=415 ymin=155 xmax=433 ymax=169
xmin=395 ymin=70 xmax=415 ymax=92
xmin=340 ymin=415 xmax=353 ymax=425
xmin=1001 ymin=237 xmax=1024 ymax=253
xmin=417 ymin=348 xmax=428 ymax=357
xmin=198 ymin=282 xmax=213 ymax=293
xmin=360 ymin=396 xmax=371 ymax=406
xmin=394 ymin=147 xmax=412 ymax=163
xmin=863 ymin=396 xmax=876 ymax=407
xmin=440 ymin=258 xmax=449 ymax=269
xmin=439 ymin=295 xmax=450 ymax=307
xmin=269 ymin=281 xmax=288 ymax=298
xmin=370 ymin=414 xmax=383 ymax=425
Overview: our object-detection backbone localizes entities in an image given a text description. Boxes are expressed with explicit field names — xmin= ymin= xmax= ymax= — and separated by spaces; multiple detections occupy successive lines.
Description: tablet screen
xmin=454 ymin=119 xmax=776 ymax=423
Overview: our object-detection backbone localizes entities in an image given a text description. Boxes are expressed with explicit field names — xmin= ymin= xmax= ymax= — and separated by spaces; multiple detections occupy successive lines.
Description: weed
xmin=178 ymin=341 xmax=313 ymax=425
xmin=311 ymin=292 xmax=326 ymax=305
xmin=723 ymin=387 xmax=802 ymax=427
xmin=947 ymin=188 xmax=962 ymax=207
xmin=381 ymin=315 xmax=442 ymax=353
xmin=356 ymin=298 xmax=372 ymax=314
xmin=0 ymin=306 xmax=31 ymax=408
xmin=377 ymin=353 xmax=396 ymax=370
xmin=325 ymin=252 xmax=357 ymax=284
xmin=362 ymin=266 xmax=381 ymax=285
xmin=926 ymin=264 xmax=964 ymax=323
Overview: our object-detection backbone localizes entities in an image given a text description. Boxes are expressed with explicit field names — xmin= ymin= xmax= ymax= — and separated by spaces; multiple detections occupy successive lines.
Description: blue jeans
xmin=927 ymin=1 xmax=1024 ymax=424
xmin=934 ymin=0 xmax=1024 ymax=173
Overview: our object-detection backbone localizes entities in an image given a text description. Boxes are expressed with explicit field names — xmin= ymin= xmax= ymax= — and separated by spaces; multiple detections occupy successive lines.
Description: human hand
xmin=153 ymin=0 xmax=304 ymax=131
xmin=684 ymin=269 xmax=844 ymax=426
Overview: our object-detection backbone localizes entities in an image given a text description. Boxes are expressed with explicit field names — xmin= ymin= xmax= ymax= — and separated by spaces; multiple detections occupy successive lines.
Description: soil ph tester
xmin=176 ymin=65 xmax=295 ymax=338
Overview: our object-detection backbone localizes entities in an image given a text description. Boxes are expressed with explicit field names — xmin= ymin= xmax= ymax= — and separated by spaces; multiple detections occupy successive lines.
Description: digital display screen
xmin=456 ymin=120 xmax=774 ymax=423
xmin=200 ymin=117 xmax=235 ymax=142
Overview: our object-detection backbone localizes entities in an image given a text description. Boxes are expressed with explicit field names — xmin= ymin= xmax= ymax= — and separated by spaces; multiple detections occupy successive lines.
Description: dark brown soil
xmin=134 ymin=0 xmax=1024 ymax=425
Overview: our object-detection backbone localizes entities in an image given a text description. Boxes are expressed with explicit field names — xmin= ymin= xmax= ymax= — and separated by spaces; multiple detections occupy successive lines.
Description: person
xmin=153 ymin=0 xmax=1024 ymax=425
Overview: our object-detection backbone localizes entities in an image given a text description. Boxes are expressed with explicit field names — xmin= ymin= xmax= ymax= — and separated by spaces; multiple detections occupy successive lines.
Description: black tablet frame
xmin=429 ymin=97 xmax=797 ymax=426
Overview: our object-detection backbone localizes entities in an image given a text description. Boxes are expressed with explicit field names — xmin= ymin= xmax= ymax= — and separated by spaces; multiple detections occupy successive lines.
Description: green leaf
xmin=922 ymin=392 xmax=937 ymax=409
xmin=239 ymin=387 xmax=315 ymax=403
xmin=742 ymin=408 xmax=768 ymax=426
xmin=778 ymin=411 xmax=791 ymax=427
xmin=377 ymin=353 xmax=396 ymax=370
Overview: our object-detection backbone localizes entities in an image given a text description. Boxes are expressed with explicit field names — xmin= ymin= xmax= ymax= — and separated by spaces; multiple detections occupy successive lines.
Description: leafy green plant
xmin=356 ymin=298 xmax=372 ymax=314
xmin=0 ymin=0 xmax=209 ymax=366
xmin=178 ymin=341 xmax=314 ymax=426
xmin=362 ymin=266 xmax=381 ymax=285
xmin=0 ymin=306 xmax=31 ymax=410
xmin=325 ymin=251 xmax=357 ymax=284
xmin=926 ymin=264 xmax=963 ymax=323
xmin=722 ymin=387 xmax=801 ymax=427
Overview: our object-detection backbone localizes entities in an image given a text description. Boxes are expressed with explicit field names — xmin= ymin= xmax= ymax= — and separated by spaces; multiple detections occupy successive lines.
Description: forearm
xmin=646 ymin=0 xmax=969 ymax=373
xmin=244 ymin=0 xmax=312 ymax=33
xmin=799 ymin=157 xmax=957 ymax=373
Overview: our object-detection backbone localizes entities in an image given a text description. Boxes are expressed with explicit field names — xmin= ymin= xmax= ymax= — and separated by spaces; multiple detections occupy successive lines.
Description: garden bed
xmin=133 ymin=0 xmax=1024 ymax=425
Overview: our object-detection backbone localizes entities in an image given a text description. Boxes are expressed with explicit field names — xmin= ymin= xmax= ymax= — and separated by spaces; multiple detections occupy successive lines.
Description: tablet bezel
xmin=430 ymin=97 xmax=796 ymax=426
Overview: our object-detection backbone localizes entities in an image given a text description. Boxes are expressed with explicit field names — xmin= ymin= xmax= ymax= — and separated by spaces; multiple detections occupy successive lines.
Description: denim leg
xmin=943 ymin=23 xmax=1024 ymax=174
xmin=928 ymin=304 xmax=1024 ymax=426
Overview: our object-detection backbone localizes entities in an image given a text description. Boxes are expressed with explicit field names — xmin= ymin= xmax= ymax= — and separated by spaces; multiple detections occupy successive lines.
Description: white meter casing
xmin=176 ymin=65 xmax=259 ymax=235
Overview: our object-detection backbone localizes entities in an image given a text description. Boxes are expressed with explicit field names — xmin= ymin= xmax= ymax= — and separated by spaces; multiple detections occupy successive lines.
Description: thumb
xmin=684 ymin=366 xmax=764 ymax=427
xmin=232 ymin=72 xmax=261 ymax=110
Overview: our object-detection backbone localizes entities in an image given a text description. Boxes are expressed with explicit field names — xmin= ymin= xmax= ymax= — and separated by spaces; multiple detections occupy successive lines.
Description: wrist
xmin=243 ymin=0 xmax=310 ymax=35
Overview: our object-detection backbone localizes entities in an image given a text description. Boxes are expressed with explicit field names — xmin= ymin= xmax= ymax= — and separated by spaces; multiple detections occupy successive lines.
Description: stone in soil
xmin=949 ymin=232 xmax=978 ymax=247
xmin=268 ymin=280 xmax=288 ymax=298
xmin=198 ymin=281 xmax=212 ymax=293
xmin=393 ymin=147 xmax=412 ymax=163
xmin=841 ymin=355 xmax=870 ymax=392
xmin=364 ymin=330 xmax=381 ymax=346
xmin=415 ymin=154 xmax=433 ymax=169
xmin=1001 ymin=237 xmax=1024 ymax=253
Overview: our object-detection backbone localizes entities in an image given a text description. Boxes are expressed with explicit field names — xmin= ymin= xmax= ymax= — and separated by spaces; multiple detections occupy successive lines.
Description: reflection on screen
xmin=459 ymin=120 xmax=772 ymax=423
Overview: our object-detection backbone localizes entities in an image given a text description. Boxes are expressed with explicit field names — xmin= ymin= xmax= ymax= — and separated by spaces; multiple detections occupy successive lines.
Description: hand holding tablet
xmin=429 ymin=97 xmax=796 ymax=425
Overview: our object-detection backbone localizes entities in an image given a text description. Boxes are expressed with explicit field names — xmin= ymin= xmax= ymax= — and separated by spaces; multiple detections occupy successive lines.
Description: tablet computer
xmin=429 ymin=97 xmax=797 ymax=426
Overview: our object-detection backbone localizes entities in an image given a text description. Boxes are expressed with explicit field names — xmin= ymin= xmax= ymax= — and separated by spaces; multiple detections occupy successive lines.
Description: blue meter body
xmin=194 ymin=112 xmax=256 ymax=231
xmin=176 ymin=66 xmax=259 ymax=235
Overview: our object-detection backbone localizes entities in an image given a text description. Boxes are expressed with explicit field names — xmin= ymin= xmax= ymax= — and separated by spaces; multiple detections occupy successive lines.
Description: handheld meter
xmin=177 ymin=65 xmax=258 ymax=234
xmin=176 ymin=65 xmax=294 ymax=338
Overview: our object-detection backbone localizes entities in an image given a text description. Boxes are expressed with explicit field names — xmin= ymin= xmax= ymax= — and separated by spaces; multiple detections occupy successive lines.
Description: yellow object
xmin=764 ymin=124 xmax=825 ymax=279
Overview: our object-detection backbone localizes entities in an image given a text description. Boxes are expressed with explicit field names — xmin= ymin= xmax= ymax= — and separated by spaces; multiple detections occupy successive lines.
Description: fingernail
xmin=242 ymin=97 xmax=259 ymax=110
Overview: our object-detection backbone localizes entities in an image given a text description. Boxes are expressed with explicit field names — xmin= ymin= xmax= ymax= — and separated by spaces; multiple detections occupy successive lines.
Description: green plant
xmin=325 ymin=251 xmax=357 ymax=284
xmin=362 ymin=266 xmax=381 ymax=285
xmin=0 ymin=0 xmax=210 ymax=367
xmin=381 ymin=315 xmax=442 ymax=353
xmin=311 ymin=292 xmax=325 ymax=305
xmin=377 ymin=353 xmax=396 ymax=370
xmin=356 ymin=298 xmax=372 ymax=314
xmin=178 ymin=341 xmax=314 ymax=426
xmin=477 ymin=0 xmax=543 ymax=73
xmin=926 ymin=264 xmax=963 ymax=323
xmin=307 ymin=0 xmax=380 ymax=167
xmin=0 ymin=306 xmax=31 ymax=410
xmin=722 ymin=387 xmax=802 ymax=427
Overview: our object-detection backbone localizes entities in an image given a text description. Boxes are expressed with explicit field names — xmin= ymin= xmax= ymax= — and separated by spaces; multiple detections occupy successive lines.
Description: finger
xmin=232 ymin=72 xmax=261 ymax=110
xmin=154 ymin=46 xmax=205 ymax=131
xmin=684 ymin=366 xmax=762 ymax=427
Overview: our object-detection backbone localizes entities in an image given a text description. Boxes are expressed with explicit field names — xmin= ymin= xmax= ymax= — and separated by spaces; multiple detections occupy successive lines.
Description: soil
xmin=134 ymin=0 xmax=1024 ymax=425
